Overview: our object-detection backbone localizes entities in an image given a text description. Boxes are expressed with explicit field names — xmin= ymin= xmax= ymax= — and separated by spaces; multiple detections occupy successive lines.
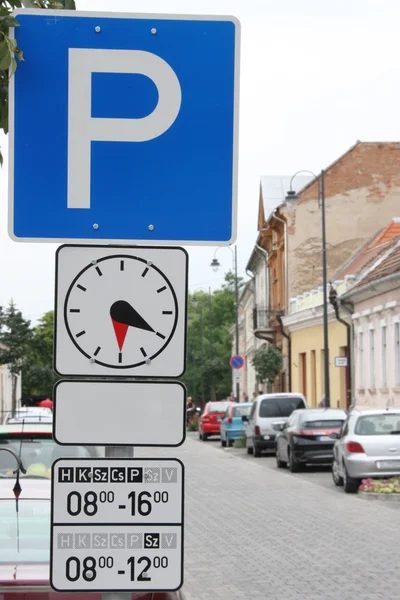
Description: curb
xmin=359 ymin=491 xmax=400 ymax=503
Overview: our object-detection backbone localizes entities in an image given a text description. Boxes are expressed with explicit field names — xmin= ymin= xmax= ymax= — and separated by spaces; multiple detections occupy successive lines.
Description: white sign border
xmin=8 ymin=9 xmax=240 ymax=246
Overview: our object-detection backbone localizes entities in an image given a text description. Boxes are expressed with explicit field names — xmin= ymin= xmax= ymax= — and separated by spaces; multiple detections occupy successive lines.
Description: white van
xmin=245 ymin=393 xmax=308 ymax=457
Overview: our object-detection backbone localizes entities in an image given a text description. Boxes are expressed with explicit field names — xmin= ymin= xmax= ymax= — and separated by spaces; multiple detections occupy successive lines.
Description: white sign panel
xmin=335 ymin=356 xmax=348 ymax=367
xmin=54 ymin=245 xmax=188 ymax=377
xmin=53 ymin=380 xmax=186 ymax=447
xmin=51 ymin=459 xmax=184 ymax=592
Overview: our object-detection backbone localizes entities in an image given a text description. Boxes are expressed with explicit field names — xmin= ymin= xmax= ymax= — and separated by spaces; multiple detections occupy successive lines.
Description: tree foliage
xmin=182 ymin=271 xmax=243 ymax=404
xmin=0 ymin=0 xmax=76 ymax=163
xmin=252 ymin=345 xmax=282 ymax=384
xmin=0 ymin=299 xmax=32 ymax=412
xmin=22 ymin=310 xmax=57 ymax=398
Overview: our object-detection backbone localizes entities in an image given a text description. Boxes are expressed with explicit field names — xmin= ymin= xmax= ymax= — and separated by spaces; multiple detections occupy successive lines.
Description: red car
xmin=199 ymin=401 xmax=235 ymax=440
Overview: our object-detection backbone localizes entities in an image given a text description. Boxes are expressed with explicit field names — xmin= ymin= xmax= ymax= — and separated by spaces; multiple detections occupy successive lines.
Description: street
xmin=141 ymin=433 xmax=400 ymax=600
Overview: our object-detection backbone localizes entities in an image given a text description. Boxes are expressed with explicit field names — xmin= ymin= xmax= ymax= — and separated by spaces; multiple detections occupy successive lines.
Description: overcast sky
xmin=1 ymin=0 xmax=400 ymax=322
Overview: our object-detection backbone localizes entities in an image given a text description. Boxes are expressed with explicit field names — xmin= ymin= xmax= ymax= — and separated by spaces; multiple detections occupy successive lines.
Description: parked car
xmin=245 ymin=393 xmax=308 ymax=457
xmin=332 ymin=408 xmax=400 ymax=493
xmin=0 ymin=476 xmax=183 ymax=600
xmin=0 ymin=423 xmax=103 ymax=478
xmin=220 ymin=402 xmax=252 ymax=447
xmin=3 ymin=406 xmax=52 ymax=425
xmin=275 ymin=408 xmax=347 ymax=472
xmin=199 ymin=401 xmax=235 ymax=440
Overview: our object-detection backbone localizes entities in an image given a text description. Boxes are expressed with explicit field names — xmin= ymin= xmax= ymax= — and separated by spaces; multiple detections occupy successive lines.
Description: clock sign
xmin=54 ymin=245 xmax=188 ymax=378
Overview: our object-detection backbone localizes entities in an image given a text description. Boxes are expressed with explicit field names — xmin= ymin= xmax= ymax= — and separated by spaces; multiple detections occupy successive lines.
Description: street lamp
xmin=286 ymin=170 xmax=330 ymax=407
xmin=210 ymin=245 xmax=240 ymax=403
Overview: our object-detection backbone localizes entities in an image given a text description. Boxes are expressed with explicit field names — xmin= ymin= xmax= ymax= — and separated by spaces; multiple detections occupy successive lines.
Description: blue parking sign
xmin=9 ymin=11 xmax=240 ymax=245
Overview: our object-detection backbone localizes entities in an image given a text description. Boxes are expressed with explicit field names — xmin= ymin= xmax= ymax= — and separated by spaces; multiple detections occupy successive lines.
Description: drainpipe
xmin=272 ymin=211 xmax=289 ymax=392
xmin=276 ymin=309 xmax=291 ymax=392
xmin=329 ymin=285 xmax=353 ymax=409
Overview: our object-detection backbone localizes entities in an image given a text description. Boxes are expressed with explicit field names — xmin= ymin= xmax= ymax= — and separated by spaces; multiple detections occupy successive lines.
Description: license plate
xmin=377 ymin=460 xmax=400 ymax=469
xmin=319 ymin=436 xmax=332 ymax=441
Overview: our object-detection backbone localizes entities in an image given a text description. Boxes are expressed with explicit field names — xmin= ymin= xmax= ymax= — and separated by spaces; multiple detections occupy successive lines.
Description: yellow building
xmin=282 ymin=281 xmax=353 ymax=409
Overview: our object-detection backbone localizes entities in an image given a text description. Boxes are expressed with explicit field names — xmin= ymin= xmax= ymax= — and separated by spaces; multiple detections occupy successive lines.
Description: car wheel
xmin=332 ymin=458 xmax=344 ymax=486
xmin=343 ymin=464 xmax=360 ymax=493
xmin=199 ymin=431 xmax=203 ymax=441
xmin=276 ymin=448 xmax=286 ymax=469
xmin=254 ymin=442 xmax=261 ymax=458
xmin=288 ymin=450 xmax=300 ymax=473
xmin=247 ymin=442 xmax=253 ymax=455
xmin=221 ymin=436 xmax=226 ymax=447
xmin=227 ymin=439 xmax=234 ymax=448
xmin=202 ymin=433 xmax=208 ymax=441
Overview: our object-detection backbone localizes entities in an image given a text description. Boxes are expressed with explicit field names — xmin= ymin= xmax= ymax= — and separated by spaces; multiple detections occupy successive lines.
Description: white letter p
xmin=67 ymin=48 xmax=182 ymax=209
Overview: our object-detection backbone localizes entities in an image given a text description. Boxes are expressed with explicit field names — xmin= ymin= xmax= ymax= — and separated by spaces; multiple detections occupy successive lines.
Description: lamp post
xmin=286 ymin=170 xmax=330 ymax=407
xmin=191 ymin=296 xmax=205 ymax=406
xmin=210 ymin=245 xmax=240 ymax=403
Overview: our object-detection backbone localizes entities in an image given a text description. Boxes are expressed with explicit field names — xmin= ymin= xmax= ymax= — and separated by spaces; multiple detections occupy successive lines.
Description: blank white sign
xmin=54 ymin=380 xmax=186 ymax=447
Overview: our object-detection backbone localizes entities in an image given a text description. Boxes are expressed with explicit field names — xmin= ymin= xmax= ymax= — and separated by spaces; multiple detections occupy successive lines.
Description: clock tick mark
xmin=120 ymin=260 xmax=124 ymax=271
xmin=156 ymin=332 xmax=166 ymax=340
xmin=141 ymin=267 xmax=149 ymax=278
xmin=140 ymin=347 xmax=147 ymax=357
xmin=162 ymin=310 xmax=173 ymax=315
xmin=95 ymin=266 xmax=103 ymax=276
xmin=77 ymin=284 xmax=86 ymax=292
xmin=76 ymin=330 xmax=86 ymax=338
xmin=157 ymin=286 xmax=167 ymax=293
xmin=118 ymin=352 xmax=122 ymax=364
xmin=70 ymin=309 xmax=80 ymax=313
xmin=93 ymin=346 xmax=101 ymax=356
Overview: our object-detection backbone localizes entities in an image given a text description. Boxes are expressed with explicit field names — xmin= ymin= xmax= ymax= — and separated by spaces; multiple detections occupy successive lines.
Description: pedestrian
xmin=186 ymin=396 xmax=195 ymax=424
xmin=229 ymin=392 xmax=235 ymax=402
xmin=318 ymin=395 xmax=327 ymax=408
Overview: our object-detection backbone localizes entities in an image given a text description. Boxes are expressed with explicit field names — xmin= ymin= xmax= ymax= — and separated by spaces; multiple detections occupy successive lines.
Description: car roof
xmin=0 ymin=478 xmax=51 ymax=500
xmin=257 ymin=393 xmax=306 ymax=400
xmin=206 ymin=401 xmax=235 ymax=405
xmin=351 ymin=408 xmax=400 ymax=417
xmin=299 ymin=408 xmax=347 ymax=418
xmin=0 ymin=423 xmax=53 ymax=435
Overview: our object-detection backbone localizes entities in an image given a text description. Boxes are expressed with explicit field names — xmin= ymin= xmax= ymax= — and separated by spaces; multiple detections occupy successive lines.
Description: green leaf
xmin=63 ymin=0 xmax=76 ymax=8
xmin=14 ymin=46 xmax=23 ymax=60
xmin=21 ymin=1 xmax=38 ymax=6
xmin=9 ymin=56 xmax=16 ymax=77
xmin=0 ymin=43 xmax=12 ymax=71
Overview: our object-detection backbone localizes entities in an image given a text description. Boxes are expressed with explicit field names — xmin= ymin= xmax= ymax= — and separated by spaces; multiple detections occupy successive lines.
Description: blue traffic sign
xmin=9 ymin=11 xmax=240 ymax=245
xmin=230 ymin=355 xmax=244 ymax=369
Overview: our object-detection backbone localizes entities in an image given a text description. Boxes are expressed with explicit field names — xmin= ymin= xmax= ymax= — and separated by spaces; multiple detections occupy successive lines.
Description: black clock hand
xmin=110 ymin=300 xmax=155 ymax=333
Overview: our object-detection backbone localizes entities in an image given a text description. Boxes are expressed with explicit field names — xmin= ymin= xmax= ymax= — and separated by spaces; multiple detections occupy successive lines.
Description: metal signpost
xmin=50 ymin=458 xmax=184 ymax=592
xmin=9 ymin=7 xmax=240 ymax=598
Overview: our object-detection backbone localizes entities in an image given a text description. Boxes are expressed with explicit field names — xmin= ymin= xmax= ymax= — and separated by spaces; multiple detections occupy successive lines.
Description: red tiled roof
xmin=353 ymin=242 xmax=400 ymax=289
xmin=334 ymin=219 xmax=400 ymax=279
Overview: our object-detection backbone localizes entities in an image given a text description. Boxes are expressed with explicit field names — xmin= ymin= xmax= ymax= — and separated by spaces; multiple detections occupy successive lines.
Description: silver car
xmin=332 ymin=408 xmax=400 ymax=493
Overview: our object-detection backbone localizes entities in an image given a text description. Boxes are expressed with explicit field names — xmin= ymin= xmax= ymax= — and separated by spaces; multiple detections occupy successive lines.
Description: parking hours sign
xmin=50 ymin=459 xmax=184 ymax=592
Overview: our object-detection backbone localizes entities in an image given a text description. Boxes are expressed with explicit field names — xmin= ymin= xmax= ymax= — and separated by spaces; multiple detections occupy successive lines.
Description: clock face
xmin=63 ymin=254 xmax=178 ymax=369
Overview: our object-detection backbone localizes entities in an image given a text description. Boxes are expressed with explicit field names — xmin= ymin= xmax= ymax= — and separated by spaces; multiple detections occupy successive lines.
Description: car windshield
xmin=208 ymin=403 xmax=231 ymax=413
xmin=301 ymin=420 xmax=344 ymax=429
xmin=234 ymin=405 xmax=251 ymax=417
xmin=259 ymin=397 xmax=305 ymax=418
xmin=0 ymin=437 xmax=92 ymax=478
xmin=355 ymin=414 xmax=400 ymax=436
xmin=0 ymin=499 xmax=50 ymax=564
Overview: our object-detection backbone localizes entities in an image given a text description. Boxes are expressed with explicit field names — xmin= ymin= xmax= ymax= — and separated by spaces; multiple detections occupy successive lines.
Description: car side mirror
xmin=242 ymin=415 xmax=249 ymax=423
xmin=272 ymin=421 xmax=286 ymax=432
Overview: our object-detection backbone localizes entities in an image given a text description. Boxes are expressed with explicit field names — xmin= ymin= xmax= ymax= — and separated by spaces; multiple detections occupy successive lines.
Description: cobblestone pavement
xmin=138 ymin=433 xmax=400 ymax=600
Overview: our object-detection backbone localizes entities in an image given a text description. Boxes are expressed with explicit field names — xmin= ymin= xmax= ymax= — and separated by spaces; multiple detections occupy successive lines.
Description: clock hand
xmin=110 ymin=301 xmax=155 ymax=352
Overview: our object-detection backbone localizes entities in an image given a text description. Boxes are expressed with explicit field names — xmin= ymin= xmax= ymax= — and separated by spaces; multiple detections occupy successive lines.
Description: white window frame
xmin=369 ymin=329 xmax=375 ymax=388
xmin=395 ymin=322 xmax=400 ymax=387
xmin=382 ymin=325 xmax=387 ymax=388
xmin=358 ymin=331 xmax=364 ymax=388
